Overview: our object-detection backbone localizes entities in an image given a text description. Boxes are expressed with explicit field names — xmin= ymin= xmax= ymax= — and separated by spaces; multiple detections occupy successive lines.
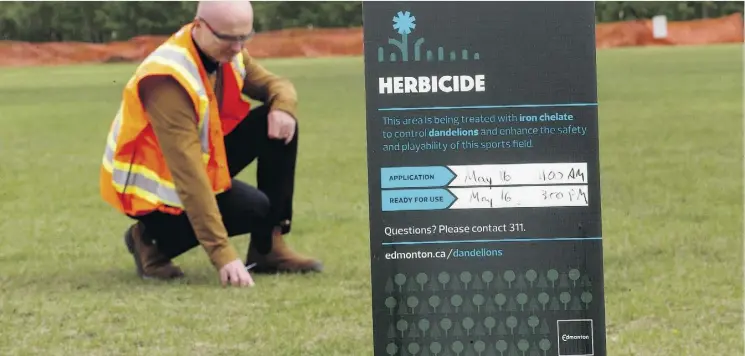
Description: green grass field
xmin=0 ymin=44 xmax=742 ymax=355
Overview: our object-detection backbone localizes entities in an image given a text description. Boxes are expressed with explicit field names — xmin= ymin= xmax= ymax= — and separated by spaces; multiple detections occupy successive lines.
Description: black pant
xmin=134 ymin=105 xmax=297 ymax=259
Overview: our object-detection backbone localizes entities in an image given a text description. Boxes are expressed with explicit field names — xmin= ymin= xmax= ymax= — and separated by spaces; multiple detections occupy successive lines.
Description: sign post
xmin=362 ymin=2 xmax=606 ymax=356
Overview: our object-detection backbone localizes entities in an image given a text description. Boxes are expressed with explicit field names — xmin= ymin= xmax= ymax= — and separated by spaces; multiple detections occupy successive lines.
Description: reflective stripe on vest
xmin=231 ymin=52 xmax=246 ymax=79
xmin=230 ymin=52 xmax=251 ymax=103
xmin=102 ymin=44 xmax=225 ymax=208
xmin=141 ymin=43 xmax=211 ymax=160
xmin=102 ymin=107 xmax=183 ymax=207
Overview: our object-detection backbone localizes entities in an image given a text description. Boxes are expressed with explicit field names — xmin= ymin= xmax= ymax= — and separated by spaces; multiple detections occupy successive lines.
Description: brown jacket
xmin=137 ymin=48 xmax=297 ymax=270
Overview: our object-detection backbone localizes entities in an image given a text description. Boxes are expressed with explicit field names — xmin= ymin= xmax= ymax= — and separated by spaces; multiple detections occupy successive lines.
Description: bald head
xmin=192 ymin=1 xmax=255 ymax=63
xmin=196 ymin=1 xmax=254 ymax=28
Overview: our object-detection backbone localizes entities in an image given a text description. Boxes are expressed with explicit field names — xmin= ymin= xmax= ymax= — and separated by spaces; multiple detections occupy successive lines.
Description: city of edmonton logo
xmin=377 ymin=11 xmax=480 ymax=63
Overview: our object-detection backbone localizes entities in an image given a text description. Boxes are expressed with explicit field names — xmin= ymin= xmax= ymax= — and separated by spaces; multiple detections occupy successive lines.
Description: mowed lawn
xmin=0 ymin=44 xmax=741 ymax=355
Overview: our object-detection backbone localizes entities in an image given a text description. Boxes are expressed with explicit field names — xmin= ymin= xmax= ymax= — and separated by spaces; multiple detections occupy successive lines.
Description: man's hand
xmin=267 ymin=110 xmax=296 ymax=144
xmin=219 ymin=259 xmax=255 ymax=287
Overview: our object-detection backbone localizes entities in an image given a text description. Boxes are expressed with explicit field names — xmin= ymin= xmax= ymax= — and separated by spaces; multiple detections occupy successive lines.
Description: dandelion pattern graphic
xmin=377 ymin=10 xmax=480 ymax=63
xmin=382 ymin=268 xmax=596 ymax=356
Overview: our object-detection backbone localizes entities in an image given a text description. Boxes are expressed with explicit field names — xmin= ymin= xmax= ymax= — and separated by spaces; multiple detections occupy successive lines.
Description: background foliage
xmin=0 ymin=1 xmax=742 ymax=42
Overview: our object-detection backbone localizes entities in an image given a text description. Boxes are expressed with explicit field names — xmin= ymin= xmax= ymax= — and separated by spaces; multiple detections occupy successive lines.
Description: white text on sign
xmin=379 ymin=74 xmax=486 ymax=94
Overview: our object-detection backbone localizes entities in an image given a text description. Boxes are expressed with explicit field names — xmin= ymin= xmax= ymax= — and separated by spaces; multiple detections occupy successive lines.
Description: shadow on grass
xmin=56 ymin=264 xmax=325 ymax=291
xmin=42 ymin=265 xmax=221 ymax=291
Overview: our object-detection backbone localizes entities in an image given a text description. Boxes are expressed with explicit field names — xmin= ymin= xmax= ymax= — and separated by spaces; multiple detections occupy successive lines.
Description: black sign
xmin=363 ymin=2 xmax=606 ymax=356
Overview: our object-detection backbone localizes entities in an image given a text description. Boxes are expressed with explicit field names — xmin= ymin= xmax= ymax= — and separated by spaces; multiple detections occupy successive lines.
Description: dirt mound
xmin=0 ymin=27 xmax=365 ymax=67
xmin=0 ymin=14 xmax=741 ymax=67
xmin=596 ymin=13 xmax=743 ymax=48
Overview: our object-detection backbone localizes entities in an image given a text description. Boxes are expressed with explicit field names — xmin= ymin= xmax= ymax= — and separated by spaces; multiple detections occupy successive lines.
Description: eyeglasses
xmin=196 ymin=17 xmax=255 ymax=43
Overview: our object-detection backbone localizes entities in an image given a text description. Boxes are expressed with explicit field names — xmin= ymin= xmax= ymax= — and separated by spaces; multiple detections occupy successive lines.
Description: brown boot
xmin=124 ymin=222 xmax=184 ymax=280
xmin=245 ymin=232 xmax=323 ymax=274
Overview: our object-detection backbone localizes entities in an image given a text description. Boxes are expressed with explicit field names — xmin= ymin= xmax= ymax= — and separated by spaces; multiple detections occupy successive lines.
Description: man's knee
xmin=245 ymin=105 xmax=270 ymax=123
xmin=223 ymin=179 xmax=271 ymax=218
xmin=254 ymin=191 xmax=271 ymax=219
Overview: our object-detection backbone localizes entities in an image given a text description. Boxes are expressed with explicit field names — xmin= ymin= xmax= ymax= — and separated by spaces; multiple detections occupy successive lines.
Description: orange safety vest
xmin=99 ymin=23 xmax=252 ymax=217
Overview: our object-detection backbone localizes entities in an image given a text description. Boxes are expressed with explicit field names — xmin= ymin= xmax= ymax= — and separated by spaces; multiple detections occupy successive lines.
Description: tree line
xmin=0 ymin=1 xmax=741 ymax=43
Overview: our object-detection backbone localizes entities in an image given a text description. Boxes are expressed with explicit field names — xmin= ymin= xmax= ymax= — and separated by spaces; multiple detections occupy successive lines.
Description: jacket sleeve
xmin=138 ymin=75 xmax=240 ymax=270
xmin=240 ymin=49 xmax=299 ymax=118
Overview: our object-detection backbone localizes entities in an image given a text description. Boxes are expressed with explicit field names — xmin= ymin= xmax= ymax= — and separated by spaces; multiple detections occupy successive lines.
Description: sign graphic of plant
xmin=388 ymin=11 xmax=416 ymax=62
xmin=378 ymin=10 xmax=480 ymax=63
